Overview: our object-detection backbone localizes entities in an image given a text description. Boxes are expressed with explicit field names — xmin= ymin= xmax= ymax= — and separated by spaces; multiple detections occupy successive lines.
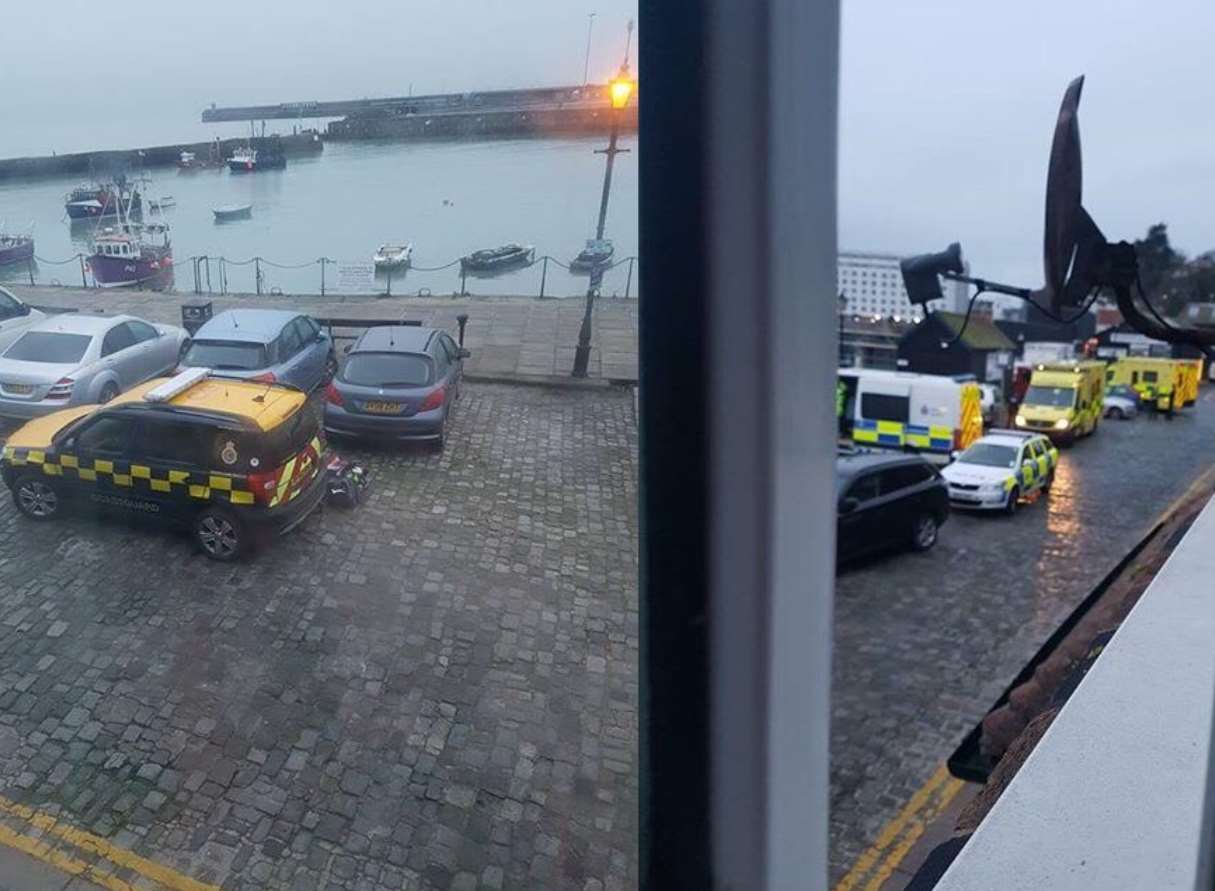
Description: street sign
xmin=336 ymin=261 xmax=375 ymax=292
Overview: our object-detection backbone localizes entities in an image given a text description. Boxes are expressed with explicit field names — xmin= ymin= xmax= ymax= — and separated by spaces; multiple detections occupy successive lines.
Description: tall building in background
xmin=836 ymin=250 xmax=968 ymax=320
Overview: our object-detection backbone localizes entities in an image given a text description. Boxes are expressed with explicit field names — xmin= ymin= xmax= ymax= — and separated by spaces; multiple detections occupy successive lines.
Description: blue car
xmin=179 ymin=310 xmax=335 ymax=392
xmin=323 ymin=325 xmax=467 ymax=448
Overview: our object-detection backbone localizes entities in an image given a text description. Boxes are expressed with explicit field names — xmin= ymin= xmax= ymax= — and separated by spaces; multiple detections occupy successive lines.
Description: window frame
xmin=100 ymin=323 xmax=137 ymax=357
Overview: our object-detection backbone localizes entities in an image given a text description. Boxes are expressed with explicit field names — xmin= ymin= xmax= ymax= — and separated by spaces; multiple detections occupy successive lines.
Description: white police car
xmin=940 ymin=430 xmax=1058 ymax=514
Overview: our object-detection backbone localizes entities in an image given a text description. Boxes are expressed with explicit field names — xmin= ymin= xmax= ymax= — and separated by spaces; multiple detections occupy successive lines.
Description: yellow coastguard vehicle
xmin=1 ymin=368 xmax=332 ymax=561
xmin=1015 ymin=361 xmax=1104 ymax=443
xmin=837 ymin=369 xmax=983 ymax=462
xmin=1104 ymin=356 xmax=1189 ymax=413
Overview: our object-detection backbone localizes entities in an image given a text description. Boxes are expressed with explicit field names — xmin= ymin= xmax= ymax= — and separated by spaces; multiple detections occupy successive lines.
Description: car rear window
xmin=342 ymin=352 xmax=432 ymax=387
xmin=4 ymin=331 xmax=91 ymax=363
xmin=226 ymin=400 xmax=321 ymax=471
xmin=183 ymin=340 xmax=268 ymax=371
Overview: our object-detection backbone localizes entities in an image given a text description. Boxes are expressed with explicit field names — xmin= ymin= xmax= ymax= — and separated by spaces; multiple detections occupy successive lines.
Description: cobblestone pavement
xmin=830 ymin=394 xmax=1215 ymax=883
xmin=0 ymin=383 xmax=638 ymax=891
xmin=3 ymin=285 xmax=639 ymax=383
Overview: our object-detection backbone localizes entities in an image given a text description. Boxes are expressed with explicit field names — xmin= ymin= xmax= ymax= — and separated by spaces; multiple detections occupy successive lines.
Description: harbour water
xmin=0 ymin=136 xmax=639 ymax=298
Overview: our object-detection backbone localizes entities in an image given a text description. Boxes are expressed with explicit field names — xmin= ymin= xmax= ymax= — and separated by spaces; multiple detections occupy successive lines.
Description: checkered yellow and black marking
xmin=1 ymin=447 xmax=256 ymax=506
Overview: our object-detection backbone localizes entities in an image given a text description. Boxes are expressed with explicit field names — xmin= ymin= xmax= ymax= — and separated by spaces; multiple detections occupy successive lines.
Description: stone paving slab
xmin=2 ymin=286 xmax=639 ymax=384
xmin=0 ymin=382 xmax=638 ymax=891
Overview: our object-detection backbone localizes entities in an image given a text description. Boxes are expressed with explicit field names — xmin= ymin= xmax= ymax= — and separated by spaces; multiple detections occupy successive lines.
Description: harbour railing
xmin=11 ymin=251 xmax=640 ymax=300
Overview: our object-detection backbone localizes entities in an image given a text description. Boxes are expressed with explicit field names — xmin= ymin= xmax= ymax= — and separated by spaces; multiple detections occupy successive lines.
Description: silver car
xmin=178 ymin=310 xmax=335 ymax=392
xmin=1104 ymin=384 xmax=1139 ymax=420
xmin=0 ymin=313 xmax=189 ymax=418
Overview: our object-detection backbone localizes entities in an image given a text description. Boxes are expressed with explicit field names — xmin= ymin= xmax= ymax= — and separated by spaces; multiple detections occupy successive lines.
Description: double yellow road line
xmin=833 ymin=764 xmax=964 ymax=891
xmin=0 ymin=793 xmax=217 ymax=891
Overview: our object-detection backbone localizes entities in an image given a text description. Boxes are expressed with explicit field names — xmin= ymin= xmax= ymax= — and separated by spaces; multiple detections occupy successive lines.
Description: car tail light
xmin=46 ymin=378 xmax=74 ymax=400
xmin=250 ymin=371 xmax=277 ymax=384
xmin=324 ymin=382 xmax=344 ymax=406
xmin=246 ymin=468 xmax=281 ymax=505
xmin=419 ymin=386 xmax=446 ymax=412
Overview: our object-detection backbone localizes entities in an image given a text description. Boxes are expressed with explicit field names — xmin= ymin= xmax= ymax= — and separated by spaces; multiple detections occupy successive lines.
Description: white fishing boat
xmin=373 ymin=243 xmax=413 ymax=269
xmin=212 ymin=204 xmax=252 ymax=222
xmin=148 ymin=196 xmax=176 ymax=210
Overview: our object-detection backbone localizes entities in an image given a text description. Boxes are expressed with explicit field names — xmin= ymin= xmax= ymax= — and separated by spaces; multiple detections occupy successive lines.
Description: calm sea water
xmin=0 ymin=136 xmax=638 ymax=298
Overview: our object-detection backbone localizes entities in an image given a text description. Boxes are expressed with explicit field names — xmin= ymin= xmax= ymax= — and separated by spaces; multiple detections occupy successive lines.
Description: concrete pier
xmin=0 ymin=132 xmax=323 ymax=183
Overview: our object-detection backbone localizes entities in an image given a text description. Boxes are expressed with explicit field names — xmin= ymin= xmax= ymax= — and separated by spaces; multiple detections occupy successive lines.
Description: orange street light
xmin=609 ymin=73 xmax=635 ymax=109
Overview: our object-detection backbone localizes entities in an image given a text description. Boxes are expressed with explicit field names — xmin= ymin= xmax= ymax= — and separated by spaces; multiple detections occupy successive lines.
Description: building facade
xmin=837 ymin=250 xmax=969 ymax=321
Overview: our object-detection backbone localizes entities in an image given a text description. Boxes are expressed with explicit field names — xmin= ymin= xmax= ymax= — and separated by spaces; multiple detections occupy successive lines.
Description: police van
xmin=1 ymin=368 xmax=335 ymax=561
xmin=837 ymin=369 xmax=984 ymax=462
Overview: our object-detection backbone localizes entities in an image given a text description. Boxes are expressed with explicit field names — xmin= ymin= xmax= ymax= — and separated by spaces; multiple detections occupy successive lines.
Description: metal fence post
xmin=221 ymin=258 xmax=228 ymax=295
xmin=27 ymin=256 xmax=35 ymax=286
xmin=320 ymin=258 xmax=326 ymax=296
xmin=205 ymin=257 xmax=212 ymax=293
xmin=457 ymin=313 xmax=469 ymax=346
xmin=255 ymin=258 xmax=263 ymax=296
xmin=625 ymin=256 xmax=635 ymax=299
xmin=387 ymin=266 xmax=392 ymax=297
xmin=539 ymin=256 xmax=549 ymax=299
xmin=79 ymin=255 xmax=88 ymax=288
xmin=460 ymin=268 xmax=468 ymax=296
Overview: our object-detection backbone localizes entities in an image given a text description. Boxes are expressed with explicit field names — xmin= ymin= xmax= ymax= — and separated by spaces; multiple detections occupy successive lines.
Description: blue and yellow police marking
xmin=853 ymin=420 xmax=953 ymax=454
xmin=0 ymin=793 xmax=218 ymax=891
xmin=833 ymin=763 xmax=965 ymax=891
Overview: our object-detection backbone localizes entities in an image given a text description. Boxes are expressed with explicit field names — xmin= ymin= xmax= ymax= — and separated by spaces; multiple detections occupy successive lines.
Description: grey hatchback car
xmin=323 ymin=325 xmax=467 ymax=446
xmin=179 ymin=310 xmax=335 ymax=392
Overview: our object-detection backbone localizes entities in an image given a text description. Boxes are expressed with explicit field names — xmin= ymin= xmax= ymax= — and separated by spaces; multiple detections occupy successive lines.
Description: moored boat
xmin=373 ymin=243 xmax=413 ymax=269
xmin=64 ymin=180 xmax=142 ymax=221
xmin=0 ymin=234 xmax=33 ymax=267
xmin=569 ymin=238 xmax=615 ymax=273
xmin=227 ymin=135 xmax=287 ymax=173
xmin=460 ymin=243 xmax=535 ymax=273
xmin=213 ymin=204 xmax=252 ymax=221
xmin=87 ymin=224 xmax=172 ymax=288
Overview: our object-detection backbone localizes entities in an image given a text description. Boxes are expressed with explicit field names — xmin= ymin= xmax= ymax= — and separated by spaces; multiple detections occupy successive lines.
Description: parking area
xmin=830 ymin=395 xmax=1215 ymax=882
xmin=0 ymin=382 xmax=638 ymax=891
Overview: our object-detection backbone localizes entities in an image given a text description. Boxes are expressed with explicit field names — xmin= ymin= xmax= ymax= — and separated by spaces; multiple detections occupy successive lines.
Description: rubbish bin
xmin=181 ymin=299 xmax=213 ymax=336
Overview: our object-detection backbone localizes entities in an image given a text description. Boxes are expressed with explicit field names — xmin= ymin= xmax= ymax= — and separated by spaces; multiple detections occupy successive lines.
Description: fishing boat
xmin=86 ymin=191 xmax=172 ymax=289
xmin=177 ymin=146 xmax=222 ymax=171
xmin=64 ymin=180 xmax=142 ymax=220
xmin=460 ymin=243 xmax=535 ymax=273
xmin=0 ymin=234 xmax=33 ymax=267
xmin=227 ymin=134 xmax=287 ymax=173
xmin=148 ymin=196 xmax=176 ymax=211
xmin=569 ymin=238 xmax=615 ymax=273
xmin=213 ymin=204 xmax=252 ymax=222
xmin=373 ymin=243 xmax=413 ymax=270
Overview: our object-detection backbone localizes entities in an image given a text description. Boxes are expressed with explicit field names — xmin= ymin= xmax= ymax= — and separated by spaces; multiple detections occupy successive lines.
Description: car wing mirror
xmin=343 ymin=344 xmax=352 ymax=355
xmin=838 ymin=496 xmax=859 ymax=515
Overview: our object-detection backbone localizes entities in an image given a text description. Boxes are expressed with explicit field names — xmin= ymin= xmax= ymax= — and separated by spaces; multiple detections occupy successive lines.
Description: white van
xmin=837 ymin=369 xmax=984 ymax=462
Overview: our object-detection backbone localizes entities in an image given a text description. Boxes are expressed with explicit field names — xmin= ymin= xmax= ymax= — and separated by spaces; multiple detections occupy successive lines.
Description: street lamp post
xmin=582 ymin=13 xmax=597 ymax=84
xmin=573 ymin=21 xmax=634 ymax=379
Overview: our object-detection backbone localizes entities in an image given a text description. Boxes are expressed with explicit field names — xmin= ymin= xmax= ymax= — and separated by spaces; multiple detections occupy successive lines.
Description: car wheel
xmin=910 ymin=514 xmax=938 ymax=551
xmin=1111 ymin=407 xmax=1124 ymax=420
xmin=178 ymin=339 xmax=191 ymax=361
xmin=1004 ymin=486 xmax=1020 ymax=515
xmin=12 ymin=474 xmax=60 ymax=520
xmin=98 ymin=382 xmax=119 ymax=403
xmin=193 ymin=507 xmax=245 ymax=562
xmin=432 ymin=421 xmax=446 ymax=451
xmin=1042 ymin=471 xmax=1054 ymax=493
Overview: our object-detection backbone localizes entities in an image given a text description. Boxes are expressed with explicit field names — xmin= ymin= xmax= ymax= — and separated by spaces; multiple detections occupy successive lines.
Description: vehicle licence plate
xmin=3 ymin=384 xmax=33 ymax=395
xmin=363 ymin=401 xmax=401 ymax=414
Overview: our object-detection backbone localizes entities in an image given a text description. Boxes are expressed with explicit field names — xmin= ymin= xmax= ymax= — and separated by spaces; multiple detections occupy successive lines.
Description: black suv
xmin=836 ymin=450 xmax=949 ymax=563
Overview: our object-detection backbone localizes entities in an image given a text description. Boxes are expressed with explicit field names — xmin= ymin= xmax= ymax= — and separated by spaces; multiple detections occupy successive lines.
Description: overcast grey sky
xmin=1 ymin=0 xmax=637 ymax=156
xmin=840 ymin=0 xmax=1215 ymax=287
xmin=4 ymin=0 xmax=1211 ymax=291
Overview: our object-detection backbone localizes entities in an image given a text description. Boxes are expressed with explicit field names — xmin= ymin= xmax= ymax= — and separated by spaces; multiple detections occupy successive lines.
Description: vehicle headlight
xmin=1014 ymin=415 xmax=1027 ymax=427
xmin=1053 ymin=418 xmax=1070 ymax=429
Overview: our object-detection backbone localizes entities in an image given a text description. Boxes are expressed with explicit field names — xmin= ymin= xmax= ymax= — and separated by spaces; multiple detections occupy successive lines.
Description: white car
xmin=941 ymin=431 xmax=1059 ymax=514
xmin=0 ymin=286 xmax=48 ymax=354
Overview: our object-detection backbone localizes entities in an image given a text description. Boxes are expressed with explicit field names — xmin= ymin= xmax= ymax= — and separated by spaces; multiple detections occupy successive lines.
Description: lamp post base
xmin=572 ymin=273 xmax=601 ymax=378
